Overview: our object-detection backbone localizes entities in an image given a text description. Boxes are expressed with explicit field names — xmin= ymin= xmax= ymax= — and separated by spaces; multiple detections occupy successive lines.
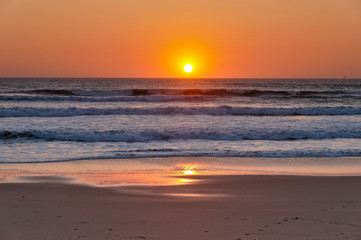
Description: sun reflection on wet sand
xmin=2 ymin=163 xmax=205 ymax=187
xmin=1 ymin=157 xmax=361 ymax=187
xmin=184 ymin=170 xmax=194 ymax=175
xmin=178 ymin=164 xmax=199 ymax=175
xmin=166 ymin=193 xmax=226 ymax=198
xmin=178 ymin=178 xmax=196 ymax=184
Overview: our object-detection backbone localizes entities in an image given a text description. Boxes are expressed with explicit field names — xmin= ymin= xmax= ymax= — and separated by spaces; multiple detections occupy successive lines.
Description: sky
xmin=0 ymin=0 xmax=361 ymax=78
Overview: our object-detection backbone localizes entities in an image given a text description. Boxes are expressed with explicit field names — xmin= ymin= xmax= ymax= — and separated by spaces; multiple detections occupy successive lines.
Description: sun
xmin=184 ymin=64 xmax=193 ymax=73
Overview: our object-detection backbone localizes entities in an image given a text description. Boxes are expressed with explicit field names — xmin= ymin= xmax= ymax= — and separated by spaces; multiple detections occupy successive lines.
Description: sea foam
xmin=1 ymin=106 xmax=361 ymax=117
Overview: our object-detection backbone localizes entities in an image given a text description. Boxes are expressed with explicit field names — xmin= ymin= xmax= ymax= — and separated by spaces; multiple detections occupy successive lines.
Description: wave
xmin=54 ymin=149 xmax=361 ymax=161
xmin=1 ymin=128 xmax=361 ymax=142
xmin=3 ymin=149 xmax=361 ymax=163
xmin=0 ymin=95 xmax=204 ymax=102
xmin=15 ymin=88 xmax=361 ymax=97
xmin=28 ymin=89 xmax=76 ymax=96
xmin=1 ymin=106 xmax=361 ymax=117
xmin=2 ymin=88 xmax=360 ymax=103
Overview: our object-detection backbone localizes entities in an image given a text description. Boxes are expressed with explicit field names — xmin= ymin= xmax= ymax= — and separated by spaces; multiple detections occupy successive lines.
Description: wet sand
xmin=1 ymin=174 xmax=361 ymax=240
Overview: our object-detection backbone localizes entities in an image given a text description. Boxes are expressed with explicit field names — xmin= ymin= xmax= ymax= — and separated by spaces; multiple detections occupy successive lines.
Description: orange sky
xmin=0 ymin=0 xmax=361 ymax=78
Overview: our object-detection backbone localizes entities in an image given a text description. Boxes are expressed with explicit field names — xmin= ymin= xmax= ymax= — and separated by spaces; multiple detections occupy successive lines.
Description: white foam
xmin=1 ymin=124 xmax=361 ymax=142
xmin=0 ymin=94 xmax=205 ymax=103
xmin=1 ymin=138 xmax=361 ymax=163
xmin=1 ymin=106 xmax=361 ymax=117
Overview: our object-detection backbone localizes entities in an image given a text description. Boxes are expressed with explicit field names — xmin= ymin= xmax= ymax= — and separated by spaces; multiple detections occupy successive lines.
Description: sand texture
xmin=1 ymin=175 xmax=361 ymax=240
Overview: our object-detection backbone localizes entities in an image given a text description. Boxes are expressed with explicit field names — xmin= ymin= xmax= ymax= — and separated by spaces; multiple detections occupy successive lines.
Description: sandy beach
xmin=1 ymin=173 xmax=361 ymax=240
xmin=2 ymin=0 xmax=361 ymax=239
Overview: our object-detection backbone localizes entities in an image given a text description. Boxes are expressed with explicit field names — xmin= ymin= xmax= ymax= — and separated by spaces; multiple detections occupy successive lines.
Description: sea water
xmin=0 ymin=78 xmax=360 ymax=164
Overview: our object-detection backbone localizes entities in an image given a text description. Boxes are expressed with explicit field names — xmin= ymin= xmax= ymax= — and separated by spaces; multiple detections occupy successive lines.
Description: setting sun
xmin=184 ymin=64 xmax=193 ymax=73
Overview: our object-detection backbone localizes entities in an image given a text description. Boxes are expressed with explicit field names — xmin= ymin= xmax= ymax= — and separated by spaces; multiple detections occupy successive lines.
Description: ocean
xmin=0 ymin=78 xmax=361 ymax=164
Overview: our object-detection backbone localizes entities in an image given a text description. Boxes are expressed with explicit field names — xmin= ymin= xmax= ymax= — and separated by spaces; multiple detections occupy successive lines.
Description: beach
xmin=1 ymin=157 xmax=361 ymax=240
xmin=1 ymin=174 xmax=361 ymax=240
xmin=2 ymin=0 xmax=361 ymax=238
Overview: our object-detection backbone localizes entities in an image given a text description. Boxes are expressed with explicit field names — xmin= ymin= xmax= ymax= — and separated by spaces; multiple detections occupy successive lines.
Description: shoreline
xmin=1 ymin=156 xmax=361 ymax=187
xmin=1 ymin=174 xmax=361 ymax=239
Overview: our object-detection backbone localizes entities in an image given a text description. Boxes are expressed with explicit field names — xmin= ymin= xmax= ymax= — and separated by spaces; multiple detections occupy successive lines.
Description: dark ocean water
xmin=0 ymin=78 xmax=361 ymax=163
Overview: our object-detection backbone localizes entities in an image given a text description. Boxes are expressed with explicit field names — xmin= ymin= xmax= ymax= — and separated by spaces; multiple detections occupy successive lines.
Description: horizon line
xmin=1 ymin=76 xmax=360 ymax=80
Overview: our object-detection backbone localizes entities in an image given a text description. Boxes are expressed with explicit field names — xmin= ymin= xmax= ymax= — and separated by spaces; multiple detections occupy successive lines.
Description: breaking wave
xmin=4 ymin=88 xmax=360 ymax=97
xmin=1 ymin=106 xmax=361 ymax=117
xmin=1 ymin=128 xmax=361 ymax=142
xmin=2 ymin=88 xmax=360 ymax=104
